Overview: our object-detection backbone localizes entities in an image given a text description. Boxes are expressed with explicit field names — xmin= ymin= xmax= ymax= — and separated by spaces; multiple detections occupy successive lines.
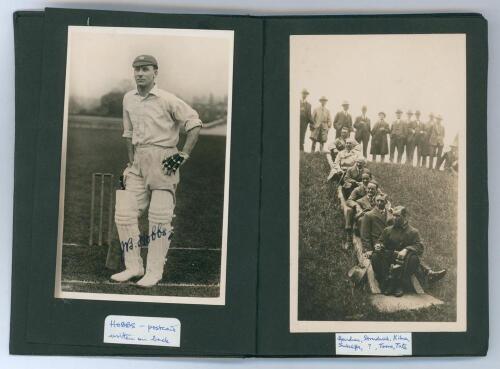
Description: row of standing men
xmin=299 ymin=89 xmax=454 ymax=170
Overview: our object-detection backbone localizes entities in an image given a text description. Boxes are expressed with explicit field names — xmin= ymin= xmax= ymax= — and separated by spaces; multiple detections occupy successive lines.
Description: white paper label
xmin=104 ymin=315 xmax=181 ymax=347
xmin=336 ymin=333 xmax=412 ymax=356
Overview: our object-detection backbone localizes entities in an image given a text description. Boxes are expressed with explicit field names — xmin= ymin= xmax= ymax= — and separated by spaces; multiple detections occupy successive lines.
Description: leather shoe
xmin=394 ymin=286 xmax=404 ymax=297
xmin=428 ymin=269 xmax=447 ymax=284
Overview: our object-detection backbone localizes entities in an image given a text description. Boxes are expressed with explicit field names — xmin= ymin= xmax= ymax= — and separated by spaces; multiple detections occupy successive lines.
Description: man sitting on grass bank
xmin=370 ymin=206 xmax=446 ymax=297
xmin=327 ymin=138 xmax=360 ymax=182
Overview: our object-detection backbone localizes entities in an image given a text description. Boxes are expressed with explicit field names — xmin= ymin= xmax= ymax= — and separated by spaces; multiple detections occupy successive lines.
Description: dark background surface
xmin=12 ymin=8 xmax=263 ymax=356
xmin=257 ymin=13 xmax=488 ymax=356
xmin=11 ymin=8 xmax=489 ymax=359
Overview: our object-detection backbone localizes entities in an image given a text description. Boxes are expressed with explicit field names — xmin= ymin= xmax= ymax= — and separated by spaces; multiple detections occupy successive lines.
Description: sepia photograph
xmin=54 ymin=26 xmax=234 ymax=305
xmin=290 ymin=34 xmax=467 ymax=331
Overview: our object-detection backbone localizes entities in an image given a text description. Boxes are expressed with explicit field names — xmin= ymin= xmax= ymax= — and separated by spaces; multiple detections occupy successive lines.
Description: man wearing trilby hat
xmin=310 ymin=96 xmax=332 ymax=152
xmin=333 ymin=100 xmax=353 ymax=139
xmin=299 ymin=88 xmax=314 ymax=151
xmin=390 ymin=109 xmax=407 ymax=164
xmin=353 ymin=105 xmax=371 ymax=158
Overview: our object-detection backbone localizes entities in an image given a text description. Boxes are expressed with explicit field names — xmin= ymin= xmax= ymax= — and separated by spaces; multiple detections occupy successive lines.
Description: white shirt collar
xmin=134 ymin=84 xmax=160 ymax=97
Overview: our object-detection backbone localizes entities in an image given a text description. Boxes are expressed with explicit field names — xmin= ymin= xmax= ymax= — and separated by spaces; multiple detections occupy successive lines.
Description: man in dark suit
xmin=370 ymin=206 xmax=445 ymax=297
xmin=343 ymin=157 xmax=371 ymax=199
xmin=342 ymin=181 xmax=377 ymax=251
xmin=299 ymin=88 xmax=313 ymax=151
xmin=354 ymin=105 xmax=371 ymax=158
xmin=333 ymin=100 xmax=353 ymax=138
xmin=389 ymin=109 xmax=407 ymax=164
xmin=360 ymin=193 xmax=393 ymax=252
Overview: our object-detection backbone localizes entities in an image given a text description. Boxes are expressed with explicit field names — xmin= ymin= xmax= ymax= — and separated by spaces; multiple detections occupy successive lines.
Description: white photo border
xmin=289 ymin=33 xmax=467 ymax=332
xmin=54 ymin=26 xmax=234 ymax=305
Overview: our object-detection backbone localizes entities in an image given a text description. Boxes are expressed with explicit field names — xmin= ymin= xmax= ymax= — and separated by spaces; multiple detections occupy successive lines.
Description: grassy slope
xmin=298 ymin=152 xmax=457 ymax=322
xmin=61 ymin=116 xmax=225 ymax=295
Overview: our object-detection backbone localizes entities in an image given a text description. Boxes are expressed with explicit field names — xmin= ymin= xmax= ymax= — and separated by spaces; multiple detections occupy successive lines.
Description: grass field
xmin=298 ymin=152 xmax=458 ymax=321
xmin=60 ymin=115 xmax=226 ymax=297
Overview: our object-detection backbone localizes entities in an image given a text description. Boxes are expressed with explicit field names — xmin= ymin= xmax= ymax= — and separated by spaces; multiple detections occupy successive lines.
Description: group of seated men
xmin=328 ymin=136 xmax=447 ymax=297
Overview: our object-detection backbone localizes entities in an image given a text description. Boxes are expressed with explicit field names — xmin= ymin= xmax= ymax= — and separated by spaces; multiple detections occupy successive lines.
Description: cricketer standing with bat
xmin=111 ymin=54 xmax=202 ymax=288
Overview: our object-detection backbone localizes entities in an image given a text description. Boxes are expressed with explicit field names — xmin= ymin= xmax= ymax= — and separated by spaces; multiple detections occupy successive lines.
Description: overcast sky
xmin=67 ymin=26 xmax=233 ymax=102
xmin=291 ymin=34 xmax=466 ymax=147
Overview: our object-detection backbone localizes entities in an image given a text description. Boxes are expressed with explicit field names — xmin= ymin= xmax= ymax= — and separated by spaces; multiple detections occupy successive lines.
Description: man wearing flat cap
xmin=333 ymin=100 xmax=353 ymax=139
xmin=428 ymin=114 xmax=446 ymax=170
xmin=370 ymin=206 xmax=446 ymax=297
xmin=353 ymin=105 xmax=371 ymax=158
xmin=299 ymin=88 xmax=313 ymax=151
xmin=310 ymin=96 xmax=332 ymax=152
xmin=111 ymin=54 xmax=202 ymax=288
xmin=390 ymin=109 xmax=407 ymax=164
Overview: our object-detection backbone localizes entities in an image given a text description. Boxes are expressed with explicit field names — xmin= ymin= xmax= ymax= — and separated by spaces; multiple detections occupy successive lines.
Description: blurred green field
xmin=298 ymin=152 xmax=457 ymax=321
xmin=61 ymin=115 xmax=226 ymax=297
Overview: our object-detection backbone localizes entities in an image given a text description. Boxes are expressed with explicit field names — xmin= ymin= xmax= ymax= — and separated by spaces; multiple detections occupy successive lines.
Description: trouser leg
xmin=111 ymin=171 xmax=150 ymax=282
xmin=435 ymin=145 xmax=444 ymax=169
xmin=397 ymin=139 xmax=405 ymax=164
xmin=371 ymin=251 xmax=390 ymax=285
xmin=436 ymin=152 xmax=446 ymax=170
xmin=344 ymin=206 xmax=354 ymax=230
xmin=299 ymin=122 xmax=306 ymax=151
xmin=429 ymin=145 xmax=436 ymax=169
xmin=416 ymin=143 xmax=422 ymax=166
xmin=372 ymin=154 xmax=376 ymax=162
xmin=401 ymin=253 xmax=420 ymax=290
xmin=389 ymin=138 xmax=396 ymax=162
xmin=137 ymin=189 xmax=175 ymax=287
xmin=362 ymin=137 xmax=369 ymax=158
xmin=406 ymin=141 xmax=415 ymax=165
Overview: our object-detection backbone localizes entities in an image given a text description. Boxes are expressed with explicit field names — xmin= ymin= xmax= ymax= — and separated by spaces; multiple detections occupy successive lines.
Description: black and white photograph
xmin=290 ymin=34 xmax=467 ymax=332
xmin=54 ymin=26 xmax=233 ymax=305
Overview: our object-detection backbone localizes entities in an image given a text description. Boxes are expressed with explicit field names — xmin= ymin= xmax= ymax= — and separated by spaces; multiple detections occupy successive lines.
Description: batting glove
xmin=162 ymin=152 xmax=189 ymax=176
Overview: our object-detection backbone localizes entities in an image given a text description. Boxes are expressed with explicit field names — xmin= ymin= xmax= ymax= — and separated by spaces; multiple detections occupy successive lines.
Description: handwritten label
xmin=104 ymin=315 xmax=180 ymax=347
xmin=336 ymin=333 xmax=412 ymax=356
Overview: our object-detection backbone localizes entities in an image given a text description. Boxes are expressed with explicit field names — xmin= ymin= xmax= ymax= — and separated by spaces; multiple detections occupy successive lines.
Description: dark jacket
xmin=360 ymin=207 xmax=393 ymax=251
xmin=370 ymin=120 xmax=390 ymax=155
xmin=429 ymin=123 xmax=445 ymax=146
xmin=344 ymin=166 xmax=371 ymax=184
xmin=378 ymin=223 xmax=424 ymax=256
xmin=355 ymin=194 xmax=377 ymax=219
xmin=390 ymin=119 xmax=407 ymax=138
xmin=300 ymin=100 xmax=313 ymax=126
xmin=406 ymin=119 xmax=418 ymax=143
xmin=354 ymin=115 xmax=371 ymax=142
xmin=333 ymin=110 xmax=353 ymax=136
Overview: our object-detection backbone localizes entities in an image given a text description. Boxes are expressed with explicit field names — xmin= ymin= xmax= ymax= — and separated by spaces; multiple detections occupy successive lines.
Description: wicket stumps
xmin=89 ymin=173 xmax=114 ymax=246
